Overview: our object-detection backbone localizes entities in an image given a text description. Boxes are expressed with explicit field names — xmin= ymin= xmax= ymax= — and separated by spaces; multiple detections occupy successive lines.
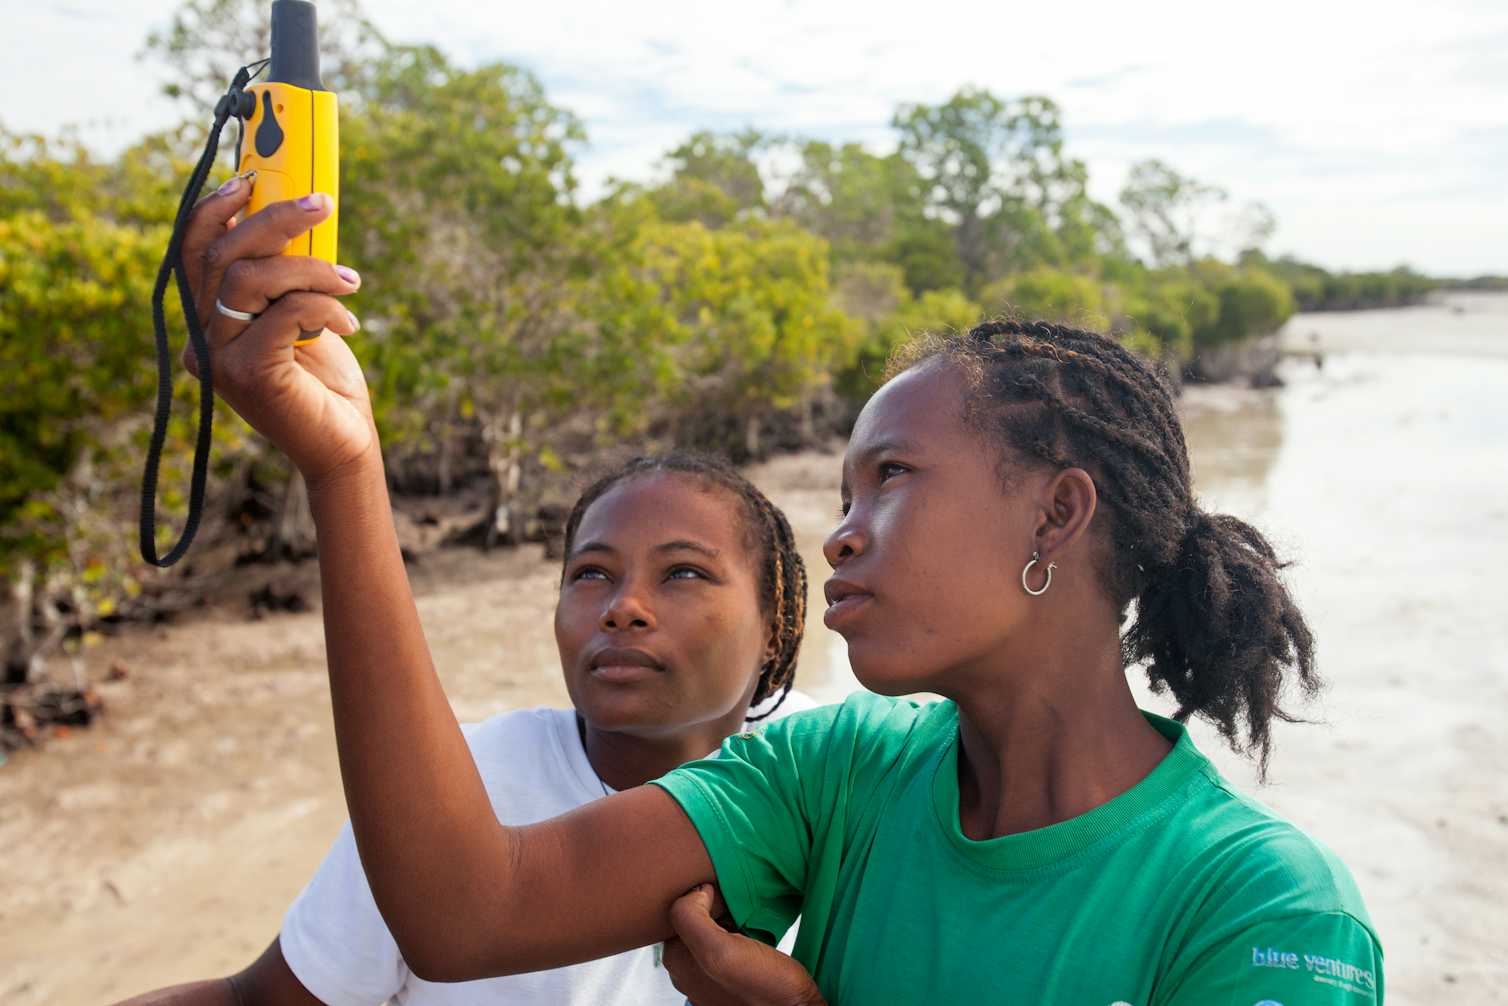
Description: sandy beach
xmin=3 ymin=293 xmax=1506 ymax=1004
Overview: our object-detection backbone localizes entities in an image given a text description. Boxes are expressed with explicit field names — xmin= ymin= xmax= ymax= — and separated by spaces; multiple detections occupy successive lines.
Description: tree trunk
xmin=25 ymin=568 xmax=70 ymax=687
xmin=4 ymin=558 xmax=36 ymax=686
xmin=744 ymin=412 xmax=763 ymax=459
xmin=438 ymin=389 xmax=460 ymax=494
xmin=274 ymin=469 xmax=318 ymax=560
xmin=437 ymin=420 xmax=455 ymax=495
xmin=479 ymin=407 xmax=525 ymax=549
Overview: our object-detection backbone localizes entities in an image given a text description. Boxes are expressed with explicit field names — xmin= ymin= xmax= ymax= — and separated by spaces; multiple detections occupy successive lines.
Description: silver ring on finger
xmin=215 ymin=298 xmax=260 ymax=322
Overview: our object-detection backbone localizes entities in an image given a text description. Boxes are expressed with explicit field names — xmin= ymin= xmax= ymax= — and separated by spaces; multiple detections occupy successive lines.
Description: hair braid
xmin=745 ymin=491 xmax=807 ymax=720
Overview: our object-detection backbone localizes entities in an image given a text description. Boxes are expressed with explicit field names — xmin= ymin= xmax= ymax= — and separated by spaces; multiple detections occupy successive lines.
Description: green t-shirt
xmin=653 ymin=692 xmax=1383 ymax=1005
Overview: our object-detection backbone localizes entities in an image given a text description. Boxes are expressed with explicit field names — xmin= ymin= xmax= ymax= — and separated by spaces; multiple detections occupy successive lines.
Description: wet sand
xmin=3 ymin=293 xmax=1505 ymax=1003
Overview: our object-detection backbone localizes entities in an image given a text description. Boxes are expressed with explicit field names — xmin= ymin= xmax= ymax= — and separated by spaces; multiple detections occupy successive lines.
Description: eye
xmin=569 ymin=566 xmax=609 ymax=582
xmin=878 ymin=461 xmax=909 ymax=482
xmin=666 ymin=565 xmax=708 ymax=581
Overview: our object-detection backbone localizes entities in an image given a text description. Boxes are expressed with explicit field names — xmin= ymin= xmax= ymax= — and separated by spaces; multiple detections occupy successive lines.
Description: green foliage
xmin=892 ymin=289 xmax=985 ymax=343
xmin=336 ymin=45 xmax=585 ymax=473
xmin=4 ymin=3 xmax=1444 ymax=651
xmin=1116 ymin=271 xmax=1218 ymax=361
xmin=0 ymin=211 xmax=156 ymax=561
xmin=889 ymin=220 xmax=968 ymax=295
xmin=1119 ymin=158 xmax=1228 ymax=267
xmin=630 ymin=216 xmax=861 ymax=432
xmin=0 ymin=134 xmax=262 ymax=606
xmin=1437 ymin=274 xmax=1508 ymax=291
xmin=891 ymin=90 xmax=1117 ymax=288
xmin=831 ymin=261 xmax=911 ymax=324
xmin=1242 ymin=250 xmax=1435 ymax=310
xmin=0 ymin=130 xmax=185 ymax=229
xmin=772 ymin=141 xmax=965 ymax=293
xmin=649 ymin=129 xmax=768 ymax=227
xmin=979 ymin=268 xmax=1107 ymax=329
xmin=1188 ymin=262 xmax=1295 ymax=349
xmin=837 ymin=287 xmax=983 ymax=402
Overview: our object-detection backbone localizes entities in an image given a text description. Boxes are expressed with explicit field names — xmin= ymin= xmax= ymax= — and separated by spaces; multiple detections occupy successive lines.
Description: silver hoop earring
xmin=1021 ymin=551 xmax=1057 ymax=597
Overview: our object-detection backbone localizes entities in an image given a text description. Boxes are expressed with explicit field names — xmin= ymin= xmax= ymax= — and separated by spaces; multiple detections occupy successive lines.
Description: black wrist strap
xmin=139 ymin=62 xmax=263 ymax=568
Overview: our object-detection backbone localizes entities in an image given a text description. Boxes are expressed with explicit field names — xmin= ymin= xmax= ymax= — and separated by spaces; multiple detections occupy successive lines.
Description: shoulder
xmin=728 ymin=691 xmax=954 ymax=795
xmin=748 ymin=690 xmax=946 ymax=748
xmin=461 ymin=705 xmax=572 ymax=761
xmin=1199 ymin=775 xmax=1368 ymax=916
xmin=1155 ymin=772 xmax=1383 ymax=998
xmin=1164 ymin=768 xmax=1378 ymax=951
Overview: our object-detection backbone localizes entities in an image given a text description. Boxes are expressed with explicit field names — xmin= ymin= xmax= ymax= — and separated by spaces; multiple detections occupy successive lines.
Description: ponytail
xmin=1125 ymin=509 xmax=1318 ymax=775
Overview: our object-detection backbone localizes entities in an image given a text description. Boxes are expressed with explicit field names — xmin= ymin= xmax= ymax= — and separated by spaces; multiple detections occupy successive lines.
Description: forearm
xmin=307 ymin=449 xmax=511 ymax=975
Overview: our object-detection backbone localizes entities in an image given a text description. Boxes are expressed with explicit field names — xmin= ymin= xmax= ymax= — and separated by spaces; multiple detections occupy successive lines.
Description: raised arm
xmin=306 ymin=446 xmax=714 ymax=979
xmin=177 ymin=180 xmax=716 ymax=982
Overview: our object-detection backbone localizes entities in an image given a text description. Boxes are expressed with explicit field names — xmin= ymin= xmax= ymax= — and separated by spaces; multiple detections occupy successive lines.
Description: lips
xmin=823 ymin=577 xmax=873 ymax=630
xmin=586 ymin=646 xmax=667 ymax=682
xmin=824 ymin=577 xmax=871 ymax=608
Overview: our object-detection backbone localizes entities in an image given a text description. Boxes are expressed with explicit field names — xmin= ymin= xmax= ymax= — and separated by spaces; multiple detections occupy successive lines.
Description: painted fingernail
xmin=346 ymin=310 xmax=360 ymax=331
xmin=216 ymin=176 xmax=243 ymax=196
xmin=298 ymin=192 xmax=329 ymax=211
xmin=335 ymin=264 xmax=360 ymax=284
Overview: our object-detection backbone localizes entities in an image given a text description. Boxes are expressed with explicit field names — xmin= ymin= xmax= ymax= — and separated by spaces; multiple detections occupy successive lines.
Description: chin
xmin=582 ymin=681 xmax=719 ymax=739
xmin=845 ymin=644 xmax=941 ymax=698
xmin=576 ymin=691 xmax=668 ymax=734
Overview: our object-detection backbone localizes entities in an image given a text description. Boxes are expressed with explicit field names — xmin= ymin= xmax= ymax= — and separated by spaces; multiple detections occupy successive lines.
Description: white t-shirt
xmin=281 ymin=689 xmax=817 ymax=1006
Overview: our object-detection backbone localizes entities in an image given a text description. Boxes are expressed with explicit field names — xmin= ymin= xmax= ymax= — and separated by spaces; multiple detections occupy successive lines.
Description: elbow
xmin=396 ymin=935 xmax=488 ymax=984
xmin=378 ymin=828 xmax=526 ymax=982
xmin=396 ymin=929 xmax=510 ymax=984
xmin=404 ymin=955 xmax=471 ymax=984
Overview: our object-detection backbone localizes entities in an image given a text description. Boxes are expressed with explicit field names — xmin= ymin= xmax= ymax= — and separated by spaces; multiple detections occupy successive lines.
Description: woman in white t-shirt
xmin=117 ymin=453 xmax=815 ymax=1006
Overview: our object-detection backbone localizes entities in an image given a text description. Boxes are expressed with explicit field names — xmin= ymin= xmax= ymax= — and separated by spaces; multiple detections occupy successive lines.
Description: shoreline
xmin=3 ymin=293 xmax=1505 ymax=1002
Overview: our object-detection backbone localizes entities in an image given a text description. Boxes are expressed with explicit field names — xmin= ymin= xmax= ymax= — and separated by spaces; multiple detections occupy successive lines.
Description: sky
xmin=6 ymin=0 xmax=1505 ymax=276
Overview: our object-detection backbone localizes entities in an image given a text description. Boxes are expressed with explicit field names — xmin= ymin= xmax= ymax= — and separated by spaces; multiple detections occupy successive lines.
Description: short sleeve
xmin=651 ymin=705 xmax=839 ymax=942
xmin=1161 ymin=911 xmax=1384 ymax=1006
xmin=279 ymin=823 xmax=408 ymax=1006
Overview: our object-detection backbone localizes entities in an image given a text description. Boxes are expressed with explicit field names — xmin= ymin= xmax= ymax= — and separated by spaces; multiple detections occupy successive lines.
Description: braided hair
xmin=560 ymin=452 xmax=807 ymax=721
xmin=889 ymin=319 xmax=1319 ymax=773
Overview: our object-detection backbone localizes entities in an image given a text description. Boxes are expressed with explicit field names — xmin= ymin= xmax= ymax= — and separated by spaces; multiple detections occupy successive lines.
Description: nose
xmin=822 ymin=511 xmax=867 ymax=570
xmin=600 ymin=580 xmax=656 ymax=632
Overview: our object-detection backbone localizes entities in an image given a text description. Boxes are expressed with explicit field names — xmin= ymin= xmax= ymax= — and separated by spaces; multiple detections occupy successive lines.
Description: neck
xmin=577 ymin=709 xmax=747 ymax=792
xmin=947 ymin=611 xmax=1173 ymax=841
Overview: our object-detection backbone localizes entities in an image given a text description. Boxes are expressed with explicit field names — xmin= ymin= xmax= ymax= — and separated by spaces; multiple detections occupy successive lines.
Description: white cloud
xmin=4 ymin=0 xmax=1504 ymax=273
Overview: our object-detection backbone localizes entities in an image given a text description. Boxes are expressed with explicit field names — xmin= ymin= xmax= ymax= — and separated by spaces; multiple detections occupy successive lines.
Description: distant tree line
xmin=0 ymin=0 xmax=1455 ymax=680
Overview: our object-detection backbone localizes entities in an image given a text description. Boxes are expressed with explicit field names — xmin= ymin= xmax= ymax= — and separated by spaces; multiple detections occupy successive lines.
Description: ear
xmin=1033 ymin=467 xmax=1098 ymax=560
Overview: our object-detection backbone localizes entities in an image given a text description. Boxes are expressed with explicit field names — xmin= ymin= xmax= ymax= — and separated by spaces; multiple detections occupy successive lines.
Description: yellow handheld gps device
xmin=239 ymin=0 xmax=340 ymax=324
xmin=141 ymin=0 xmax=340 ymax=568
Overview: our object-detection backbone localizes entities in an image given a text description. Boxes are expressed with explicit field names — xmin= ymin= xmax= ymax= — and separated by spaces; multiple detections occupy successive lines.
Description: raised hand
xmin=180 ymin=176 xmax=374 ymax=488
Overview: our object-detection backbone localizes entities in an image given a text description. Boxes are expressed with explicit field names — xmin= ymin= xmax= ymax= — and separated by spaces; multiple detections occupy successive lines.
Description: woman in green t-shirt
xmin=179 ymin=187 xmax=1381 ymax=1005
